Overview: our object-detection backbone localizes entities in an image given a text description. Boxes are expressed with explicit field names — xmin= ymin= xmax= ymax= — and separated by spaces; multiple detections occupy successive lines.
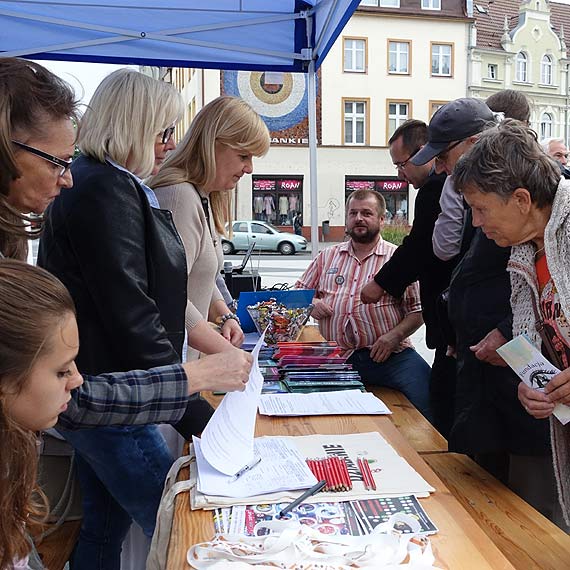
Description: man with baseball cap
xmin=414 ymin=97 xmax=552 ymax=499
xmin=411 ymin=98 xmax=495 ymax=261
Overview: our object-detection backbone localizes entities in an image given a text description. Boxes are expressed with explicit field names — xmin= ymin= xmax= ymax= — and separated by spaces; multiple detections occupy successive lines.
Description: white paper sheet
xmin=193 ymin=436 xmax=317 ymax=498
xmin=258 ymin=390 xmax=392 ymax=416
xmin=497 ymin=334 xmax=570 ymax=425
xmin=200 ymin=333 xmax=265 ymax=475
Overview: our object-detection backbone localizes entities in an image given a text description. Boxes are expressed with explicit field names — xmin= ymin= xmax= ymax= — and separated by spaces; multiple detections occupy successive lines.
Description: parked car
xmin=222 ymin=220 xmax=307 ymax=255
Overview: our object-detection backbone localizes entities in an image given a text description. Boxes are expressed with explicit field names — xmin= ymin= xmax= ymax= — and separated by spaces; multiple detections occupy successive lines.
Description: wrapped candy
xmin=247 ymin=298 xmax=313 ymax=345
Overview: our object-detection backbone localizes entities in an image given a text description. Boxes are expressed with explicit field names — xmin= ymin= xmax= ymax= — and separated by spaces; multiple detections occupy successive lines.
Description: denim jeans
xmin=59 ymin=424 xmax=173 ymax=570
xmin=348 ymin=347 xmax=432 ymax=421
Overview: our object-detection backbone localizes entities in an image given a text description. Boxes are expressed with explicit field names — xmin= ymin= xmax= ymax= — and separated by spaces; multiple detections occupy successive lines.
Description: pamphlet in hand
xmin=496 ymin=334 xmax=570 ymax=425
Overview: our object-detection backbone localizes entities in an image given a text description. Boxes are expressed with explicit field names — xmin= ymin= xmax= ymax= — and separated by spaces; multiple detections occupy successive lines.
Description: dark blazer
xmin=39 ymin=155 xmax=213 ymax=432
xmin=373 ymin=172 xmax=456 ymax=349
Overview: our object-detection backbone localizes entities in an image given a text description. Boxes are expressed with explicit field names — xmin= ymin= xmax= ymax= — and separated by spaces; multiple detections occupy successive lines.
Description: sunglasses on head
xmin=160 ymin=125 xmax=176 ymax=144
xmin=12 ymin=140 xmax=73 ymax=177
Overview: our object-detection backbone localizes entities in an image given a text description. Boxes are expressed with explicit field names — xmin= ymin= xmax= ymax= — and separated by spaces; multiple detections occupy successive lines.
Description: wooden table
xmin=166 ymin=410 xmax=515 ymax=569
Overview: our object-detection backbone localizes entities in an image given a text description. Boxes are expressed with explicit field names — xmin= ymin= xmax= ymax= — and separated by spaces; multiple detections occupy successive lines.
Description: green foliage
xmin=381 ymin=221 xmax=410 ymax=246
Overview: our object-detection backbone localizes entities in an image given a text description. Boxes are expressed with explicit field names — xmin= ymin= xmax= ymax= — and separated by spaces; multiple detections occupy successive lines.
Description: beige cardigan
xmin=153 ymin=182 xmax=224 ymax=357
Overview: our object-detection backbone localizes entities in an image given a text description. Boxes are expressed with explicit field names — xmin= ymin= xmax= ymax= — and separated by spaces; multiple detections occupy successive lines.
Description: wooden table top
xmin=166 ymin=409 xmax=515 ymax=570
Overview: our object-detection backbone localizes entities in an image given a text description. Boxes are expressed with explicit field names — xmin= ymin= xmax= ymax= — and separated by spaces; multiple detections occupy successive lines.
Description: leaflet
xmin=200 ymin=332 xmax=265 ymax=475
xmin=496 ymin=334 xmax=570 ymax=425
xmin=258 ymin=390 xmax=391 ymax=416
xmin=194 ymin=436 xmax=317 ymax=499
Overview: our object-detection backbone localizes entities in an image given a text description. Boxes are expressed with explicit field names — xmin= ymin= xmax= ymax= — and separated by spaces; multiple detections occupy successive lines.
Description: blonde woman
xmin=149 ymin=96 xmax=270 ymax=358
xmin=38 ymin=70 xmax=217 ymax=570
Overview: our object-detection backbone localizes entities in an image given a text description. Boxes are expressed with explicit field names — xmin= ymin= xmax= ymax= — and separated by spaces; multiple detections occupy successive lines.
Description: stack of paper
xmin=194 ymin=436 xmax=317 ymax=499
xmin=191 ymin=432 xmax=434 ymax=510
xmin=258 ymin=390 xmax=391 ymax=416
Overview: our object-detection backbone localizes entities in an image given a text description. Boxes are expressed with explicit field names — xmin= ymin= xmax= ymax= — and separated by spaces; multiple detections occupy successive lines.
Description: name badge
xmin=326 ymin=267 xmax=339 ymax=274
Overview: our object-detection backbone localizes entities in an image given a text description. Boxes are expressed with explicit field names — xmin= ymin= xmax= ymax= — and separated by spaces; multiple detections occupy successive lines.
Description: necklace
xmin=534 ymin=246 xmax=545 ymax=258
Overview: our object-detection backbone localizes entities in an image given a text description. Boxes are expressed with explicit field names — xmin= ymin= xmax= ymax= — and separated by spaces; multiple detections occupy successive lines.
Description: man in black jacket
xmin=361 ymin=120 xmax=457 ymax=436
xmin=407 ymin=96 xmax=552 ymax=524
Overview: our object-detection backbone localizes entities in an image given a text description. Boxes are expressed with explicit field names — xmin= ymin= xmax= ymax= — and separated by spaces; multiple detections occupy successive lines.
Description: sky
xmin=37 ymin=60 xmax=133 ymax=105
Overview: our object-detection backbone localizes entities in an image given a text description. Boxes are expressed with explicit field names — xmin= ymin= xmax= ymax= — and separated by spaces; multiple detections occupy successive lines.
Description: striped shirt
xmin=296 ymin=238 xmax=422 ymax=353
xmin=58 ymin=364 xmax=189 ymax=430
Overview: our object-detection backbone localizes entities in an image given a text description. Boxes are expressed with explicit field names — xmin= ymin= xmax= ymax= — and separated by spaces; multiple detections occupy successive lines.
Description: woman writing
xmin=149 ymin=96 xmax=270 ymax=358
xmin=453 ymin=119 xmax=570 ymax=527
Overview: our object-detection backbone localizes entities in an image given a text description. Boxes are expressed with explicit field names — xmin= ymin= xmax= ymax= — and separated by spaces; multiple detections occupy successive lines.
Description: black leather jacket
xmin=39 ymin=155 xmax=213 ymax=433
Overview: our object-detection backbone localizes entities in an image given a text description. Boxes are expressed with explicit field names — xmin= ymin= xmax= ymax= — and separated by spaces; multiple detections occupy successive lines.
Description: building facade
xmin=157 ymin=2 xmax=471 ymax=239
xmin=468 ymin=0 xmax=570 ymax=141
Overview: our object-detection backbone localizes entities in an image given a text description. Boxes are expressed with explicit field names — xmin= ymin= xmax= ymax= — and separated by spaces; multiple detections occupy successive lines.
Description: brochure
xmin=496 ymin=334 xmax=570 ymax=425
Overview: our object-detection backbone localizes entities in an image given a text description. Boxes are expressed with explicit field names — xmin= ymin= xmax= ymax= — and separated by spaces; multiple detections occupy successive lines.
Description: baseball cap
xmin=411 ymin=98 xmax=495 ymax=165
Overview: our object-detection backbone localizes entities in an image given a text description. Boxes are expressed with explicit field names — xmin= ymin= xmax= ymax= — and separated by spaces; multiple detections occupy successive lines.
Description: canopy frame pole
xmin=0 ymin=9 xmax=310 ymax=61
xmin=306 ymin=7 xmax=319 ymax=259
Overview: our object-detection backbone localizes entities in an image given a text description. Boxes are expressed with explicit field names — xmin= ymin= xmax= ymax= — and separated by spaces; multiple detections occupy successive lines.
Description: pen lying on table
xmin=278 ymin=480 xmax=327 ymax=517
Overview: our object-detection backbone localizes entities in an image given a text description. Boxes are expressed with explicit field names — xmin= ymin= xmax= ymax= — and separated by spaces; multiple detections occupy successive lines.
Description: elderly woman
xmin=453 ymin=118 xmax=570 ymax=527
xmin=149 ymin=96 xmax=270 ymax=357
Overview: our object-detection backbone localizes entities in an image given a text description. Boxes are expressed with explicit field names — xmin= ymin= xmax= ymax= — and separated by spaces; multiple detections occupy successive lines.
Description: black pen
xmin=278 ymin=480 xmax=327 ymax=517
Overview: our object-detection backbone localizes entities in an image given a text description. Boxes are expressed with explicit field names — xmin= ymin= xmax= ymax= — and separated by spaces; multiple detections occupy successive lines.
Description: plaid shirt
xmin=296 ymin=238 xmax=422 ymax=353
xmin=58 ymin=364 xmax=189 ymax=430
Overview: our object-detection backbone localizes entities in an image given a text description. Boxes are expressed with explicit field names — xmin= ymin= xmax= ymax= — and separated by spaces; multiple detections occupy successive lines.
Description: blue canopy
xmin=0 ymin=0 xmax=359 ymax=72
xmin=0 ymin=0 xmax=360 ymax=255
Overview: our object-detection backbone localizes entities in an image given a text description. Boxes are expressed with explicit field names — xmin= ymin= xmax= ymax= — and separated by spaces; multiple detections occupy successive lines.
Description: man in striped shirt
xmin=296 ymin=190 xmax=432 ymax=420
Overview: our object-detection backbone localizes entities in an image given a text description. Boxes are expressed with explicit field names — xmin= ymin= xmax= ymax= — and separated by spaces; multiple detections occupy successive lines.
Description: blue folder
xmin=236 ymin=289 xmax=315 ymax=333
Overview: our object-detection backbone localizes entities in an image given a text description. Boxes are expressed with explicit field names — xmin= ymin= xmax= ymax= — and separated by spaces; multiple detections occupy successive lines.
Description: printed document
xmin=497 ymin=334 xmax=570 ymax=425
xmin=258 ymin=390 xmax=391 ymax=416
xmin=200 ymin=333 xmax=265 ymax=475
xmin=193 ymin=435 xmax=317 ymax=498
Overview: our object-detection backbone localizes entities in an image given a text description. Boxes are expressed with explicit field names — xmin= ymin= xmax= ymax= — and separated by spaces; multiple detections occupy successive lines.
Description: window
xmin=487 ymin=64 xmax=498 ymax=80
xmin=516 ymin=52 xmax=528 ymax=82
xmin=541 ymin=54 xmax=553 ymax=85
xmin=387 ymin=100 xmax=411 ymax=140
xmin=344 ymin=38 xmax=366 ymax=73
xmin=360 ymin=0 xmax=400 ymax=5
xmin=431 ymin=43 xmax=453 ymax=76
xmin=429 ymin=100 xmax=447 ymax=118
xmin=252 ymin=177 xmax=303 ymax=226
xmin=343 ymin=99 xmax=368 ymax=145
xmin=388 ymin=40 xmax=410 ymax=74
xmin=540 ymin=112 xmax=553 ymax=139
xmin=233 ymin=222 xmax=248 ymax=233
xmin=422 ymin=0 xmax=441 ymax=9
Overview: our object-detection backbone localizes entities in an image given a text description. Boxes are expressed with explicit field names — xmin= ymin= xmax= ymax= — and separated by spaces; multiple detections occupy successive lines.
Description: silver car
xmin=222 ymin=220 xmax=307 ymax=255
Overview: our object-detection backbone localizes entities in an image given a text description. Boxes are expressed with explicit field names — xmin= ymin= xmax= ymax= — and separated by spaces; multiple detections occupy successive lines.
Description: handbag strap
xmin=530 ymin=290 xmax=564 ymax=370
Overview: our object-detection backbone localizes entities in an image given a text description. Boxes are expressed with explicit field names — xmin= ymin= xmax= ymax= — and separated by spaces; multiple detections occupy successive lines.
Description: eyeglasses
xmin=393 ymin=147 xmax=421 ymax=170
xmin=12 ymin=140 xmax=73 ymax=177
xmin=435 ymin=139 xmax=464 ymax=163
xmin=160 ymin=125 xmax=176 ymax=144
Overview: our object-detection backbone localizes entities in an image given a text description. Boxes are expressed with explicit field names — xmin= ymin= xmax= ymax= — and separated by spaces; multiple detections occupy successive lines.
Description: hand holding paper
xmin=496 ymin=335 xmax=570 ymax=425
xmin=544 ymin=367 xmax=570 ymax=405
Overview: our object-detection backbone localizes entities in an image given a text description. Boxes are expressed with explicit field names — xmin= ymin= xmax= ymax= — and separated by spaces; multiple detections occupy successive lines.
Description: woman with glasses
xmin=37 ymin=69 xmax=220 ymax=570
xmin=148 ymin=96 xmax=270 ymax=361
xmin=0 ymin=59 xmax=252 ymax=570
